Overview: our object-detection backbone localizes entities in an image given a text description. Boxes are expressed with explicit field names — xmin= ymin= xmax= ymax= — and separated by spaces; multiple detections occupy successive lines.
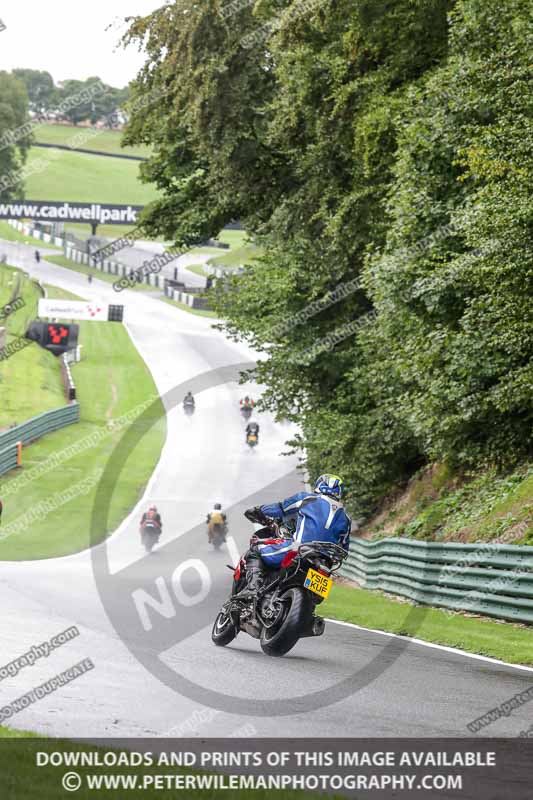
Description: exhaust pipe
xmin=301 ymin=616 xmax=326 ymax=638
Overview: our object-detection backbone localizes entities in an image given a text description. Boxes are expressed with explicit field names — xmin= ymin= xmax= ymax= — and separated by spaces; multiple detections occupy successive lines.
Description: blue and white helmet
xmin=314 ymin=474 xmax=344 ymax=499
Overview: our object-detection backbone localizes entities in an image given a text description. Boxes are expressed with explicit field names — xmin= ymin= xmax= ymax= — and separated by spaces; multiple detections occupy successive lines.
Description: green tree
xmin=122 ymin=0 xmax=532 ymax=516
xmin=366 ymin=0 xmax=533 ymax=469
xmin=0 ymin=72 xmax=32 ymax=201
xmin=12 ymin=68 xmax=55 ymax=115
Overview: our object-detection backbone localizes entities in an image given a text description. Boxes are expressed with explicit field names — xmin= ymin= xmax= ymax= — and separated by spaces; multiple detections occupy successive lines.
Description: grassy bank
xmin=0 ymin=282 xmax=166 ymax=559
xmin=25 ymin=145 xmax=159 ymax=239
xmin=42 ymin=285 xmax=85 ymax=302
xmin=43 ymin=255 xmax=158 ymax=293
xmin=323 ymin=583 xmax=533 ymax=666
xmin=0 ymin=734 xmax=327 ymax=800
xmin=0 ymin=265 xmax=65 ymax=427
xmin=26 ymin=148 xmax=157 ymax=206
xmin=217 ymin=229 xmax=248 ymax=249
xmin=0 ymin=222 xmax=56 ymax=249
xmin=207 ymin=244 xmax=262 ymax=271
xmin=185 ymin=263 xmax=209 ymax=277
xmin=34 ymin=123 xmax=150 ymax=159
xmin=362 ymin=462 xmax=533 ymax=546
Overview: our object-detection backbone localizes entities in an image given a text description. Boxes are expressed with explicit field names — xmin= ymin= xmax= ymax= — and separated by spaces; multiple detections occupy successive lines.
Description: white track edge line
xmin=326 ymin=617 xmax=533 ymax=673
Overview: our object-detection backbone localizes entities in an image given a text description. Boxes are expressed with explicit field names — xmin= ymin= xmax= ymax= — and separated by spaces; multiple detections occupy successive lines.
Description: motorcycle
xmin=183 ymin=399 xmax=195 ymax=416
xmin=240 ymin=404 xmax=253 ymax=420
xmin=246 ymin=432 xmax=258 ymax=448
xmin=141 ymin=522 xmax=161 ymax=553
xmin=209 ymin=523 xmax=227 ymax=550
xmin=212 ymin=511 xmax=347 ymax=657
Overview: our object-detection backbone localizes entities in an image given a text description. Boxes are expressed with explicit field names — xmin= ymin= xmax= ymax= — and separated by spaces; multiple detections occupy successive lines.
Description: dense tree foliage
xmin=12 ymin=69 xmax=55 ymax=114
xmin=0 ymin=72 xmax=31 ymax=200
xmin=124 ymin=0 xmax=532 ymax=515
xmin=10 ymin=71 xmax=130 ymax=126
xmin=56 ymin=78 xmax=129 ymax=125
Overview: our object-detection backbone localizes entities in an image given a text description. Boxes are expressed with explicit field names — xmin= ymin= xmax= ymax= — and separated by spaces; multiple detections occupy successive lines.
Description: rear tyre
xmin=212 ymin=609 xmax=238 ymax=647
xmin=260 ymin=588 xmax=310 ymax=657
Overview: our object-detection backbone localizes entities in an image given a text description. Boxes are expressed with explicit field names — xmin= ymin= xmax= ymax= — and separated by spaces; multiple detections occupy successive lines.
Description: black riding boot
xmin=235 ymin=553 xmax=265 ymax=599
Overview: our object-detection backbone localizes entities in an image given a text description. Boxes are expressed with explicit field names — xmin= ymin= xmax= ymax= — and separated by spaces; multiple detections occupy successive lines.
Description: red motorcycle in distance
xmin=140 ymin=507 xmax=162 ymax=553
xmin=240 ymin=397 xmax=255 ymax=420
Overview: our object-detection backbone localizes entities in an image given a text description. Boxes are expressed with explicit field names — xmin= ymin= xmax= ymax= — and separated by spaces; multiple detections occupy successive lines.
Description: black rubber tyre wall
xmin=260 ymin=588 xmax=311 ymax=657
xmin=212 ymin=610 xmax=238 ymax=647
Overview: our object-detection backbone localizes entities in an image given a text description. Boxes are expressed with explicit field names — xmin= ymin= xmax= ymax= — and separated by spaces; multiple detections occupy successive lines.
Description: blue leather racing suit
xmin=256 ymin=491 xmax=351 ymax=568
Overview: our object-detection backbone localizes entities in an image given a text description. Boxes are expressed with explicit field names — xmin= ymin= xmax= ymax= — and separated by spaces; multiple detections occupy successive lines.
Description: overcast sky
xmin=0 ymin=0 xmax=165 ymax=88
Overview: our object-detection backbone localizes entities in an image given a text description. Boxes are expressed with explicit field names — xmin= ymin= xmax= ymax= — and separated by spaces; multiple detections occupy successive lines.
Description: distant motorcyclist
xmin=240 ymin=395 xmax=255 ymax=419
xmin=206 ymin=503 xmax=227 ymax=543
xmin=184 ymin=391 xmax=195 ymax=406
xmin=236 ymin=474 xmax=351 ymax=599
xmin=245 ymin=420 xmax=259 ymax=443
xmin=140 ymin=504 xmax=162 ymax=536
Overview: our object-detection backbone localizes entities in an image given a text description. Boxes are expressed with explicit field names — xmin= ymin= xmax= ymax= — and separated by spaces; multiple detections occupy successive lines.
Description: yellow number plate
xmin=304 ymin=568 xmax=332 ymax=599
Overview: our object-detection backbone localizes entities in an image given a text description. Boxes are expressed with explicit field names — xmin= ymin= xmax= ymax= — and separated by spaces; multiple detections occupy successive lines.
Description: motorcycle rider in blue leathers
xmin=236 ymin=474 xmax=351 ymax=599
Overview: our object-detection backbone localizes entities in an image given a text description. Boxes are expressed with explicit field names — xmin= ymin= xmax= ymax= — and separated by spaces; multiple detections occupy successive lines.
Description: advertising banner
xmin=0 ymin=200 xmax=144 ymax=225
xmin=38 ymin=299 xmax=109 ymax=321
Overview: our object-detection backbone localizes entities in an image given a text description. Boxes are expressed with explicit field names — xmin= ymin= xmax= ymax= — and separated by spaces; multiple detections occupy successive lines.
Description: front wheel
xmin=212 ymin=609 xmax=238 ymax=647
xmin=260 ymin=588 xmax=311 ymax=657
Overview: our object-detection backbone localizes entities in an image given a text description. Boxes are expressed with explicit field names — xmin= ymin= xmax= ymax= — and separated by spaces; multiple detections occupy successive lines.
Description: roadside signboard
xmin=0 ymin=200 xmax=143 ymax=225
xmin=38 ymin=299 xmax=109 ymax=321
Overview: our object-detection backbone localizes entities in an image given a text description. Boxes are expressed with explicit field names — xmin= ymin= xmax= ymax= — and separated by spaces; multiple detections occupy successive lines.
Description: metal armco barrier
xmin=64 ymin=245 xmax=166 ymax=290
xmin=0 ymin=404 xmax=80 ymax=477
xmin=164 ymin=284 xmax=211 ymax=310
xmin=0 ymin=442 xmax=19 ymax=476
xmin=341 ymin=537 xmax=533 ymax=624
xmin=60 ymin=353 xmax=77 ymax=401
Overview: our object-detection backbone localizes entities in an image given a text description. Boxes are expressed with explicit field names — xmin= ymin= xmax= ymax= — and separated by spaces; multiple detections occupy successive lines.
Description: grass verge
xmin=0 ymin=283 xmax=166 ymax=559
xmin=0 ymin=222 xmax=56 ymax=250
xmin=208 ymin=244 xmax=262 ymax=271
xmin=0 ymin=265 xmax=65 ymax=427
xmin=43 ymin=255 xmax=159 ymax=293
xmin=26 ymin=147 xmax=157 ymax=206
xmin=323 ymin=583 xmax=533 ymax=666
xmin=0 ymin=735 xmax=329 ymax=800
xmin=42 ymin=285 xmax=85 ymax=302
xmin=185 ymin=263 xmax=208 ymax=278
xmin=217 ymin=229 xmax=248 ymax=249
xmin=34 ymin=123 xmax=150 ymax=159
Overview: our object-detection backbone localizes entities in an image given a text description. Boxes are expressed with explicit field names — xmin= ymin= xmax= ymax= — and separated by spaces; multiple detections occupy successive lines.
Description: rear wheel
xmin=142 ymin=532 xmax=155 ymax=553
xmin=212 ymin=609 xmax=238 ymax=647
xmin=260 ymin=588 xmax=310 ymax=657
xmin=212 ymin=525 xmax=223 ymax=549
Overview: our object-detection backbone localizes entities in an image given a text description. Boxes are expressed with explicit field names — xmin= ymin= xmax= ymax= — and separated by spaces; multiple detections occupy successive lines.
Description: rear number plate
xmin=304 ymin=568 xmax=332 ymax=599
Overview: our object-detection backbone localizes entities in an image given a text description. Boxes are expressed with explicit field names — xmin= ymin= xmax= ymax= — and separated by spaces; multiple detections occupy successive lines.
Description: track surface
xmin=0 ymin=239 xmax=532 ymax=740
